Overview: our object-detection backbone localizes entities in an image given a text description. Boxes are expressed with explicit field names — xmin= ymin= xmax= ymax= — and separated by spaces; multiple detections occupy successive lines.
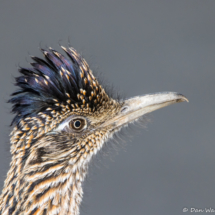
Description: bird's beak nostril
xmin=121 ymin=106 xmax=129 ymax=113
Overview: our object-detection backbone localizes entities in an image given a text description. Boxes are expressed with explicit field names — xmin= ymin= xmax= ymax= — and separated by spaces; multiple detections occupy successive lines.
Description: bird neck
xmin=0 ymin=150 xmax=88 ymax=215
xmin=0 ymin=129 xmax=92 ymax=215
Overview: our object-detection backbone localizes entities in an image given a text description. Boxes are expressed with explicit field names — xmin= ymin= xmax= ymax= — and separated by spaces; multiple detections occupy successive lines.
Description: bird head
xmin=9 ymin=46 xmax=188 ymax=170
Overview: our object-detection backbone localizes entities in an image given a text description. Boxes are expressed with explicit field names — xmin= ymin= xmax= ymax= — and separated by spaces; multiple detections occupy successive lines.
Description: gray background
xmin=0 ymin=1 xmax=214 ymax=215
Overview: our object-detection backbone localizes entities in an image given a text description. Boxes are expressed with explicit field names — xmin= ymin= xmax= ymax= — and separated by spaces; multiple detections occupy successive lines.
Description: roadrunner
xmin=0 ymin=46 xmax=188 ymax=215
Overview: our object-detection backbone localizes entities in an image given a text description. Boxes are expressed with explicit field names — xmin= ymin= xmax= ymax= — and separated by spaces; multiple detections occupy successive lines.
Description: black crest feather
xmin=9 ymin=47 xmax=105 ymax=126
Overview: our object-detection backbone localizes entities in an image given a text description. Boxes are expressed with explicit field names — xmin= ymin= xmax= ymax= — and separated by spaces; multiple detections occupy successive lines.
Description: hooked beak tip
xmin=175 ymin=94 xmax=189 ymax=103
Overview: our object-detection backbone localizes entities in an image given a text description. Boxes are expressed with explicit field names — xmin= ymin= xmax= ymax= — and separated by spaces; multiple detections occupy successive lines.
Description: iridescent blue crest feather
xmin=9 ymin=47 xmax=105 ymax=126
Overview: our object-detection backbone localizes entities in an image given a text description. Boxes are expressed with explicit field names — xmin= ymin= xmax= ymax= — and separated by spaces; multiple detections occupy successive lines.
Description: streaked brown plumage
xmin=0 ymin=46 xmax=188 ymax=215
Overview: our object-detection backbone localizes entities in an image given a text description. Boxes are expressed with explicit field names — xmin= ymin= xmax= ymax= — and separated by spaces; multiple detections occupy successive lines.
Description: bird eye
xmin=74 ymin=120 xmax=81 ymax=128
xmin=69 ymin=118 xmax=86 ymax=131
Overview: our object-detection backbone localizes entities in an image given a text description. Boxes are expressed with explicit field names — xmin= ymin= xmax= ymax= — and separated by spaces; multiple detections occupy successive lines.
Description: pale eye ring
xmin=69 ymin=118 xmax=86 ymax=131
xmin=74 ymin=120 xmax=81 ymax=128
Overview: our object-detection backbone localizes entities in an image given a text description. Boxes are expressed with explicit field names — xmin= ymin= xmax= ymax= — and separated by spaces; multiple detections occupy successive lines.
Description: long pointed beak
xmin=103 ymin=92 xmax=188 ymax=129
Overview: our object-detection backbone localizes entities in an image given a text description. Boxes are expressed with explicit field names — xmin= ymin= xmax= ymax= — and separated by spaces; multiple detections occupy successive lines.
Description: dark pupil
xmin=74 ymin=120 xmax=81 ymax=128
